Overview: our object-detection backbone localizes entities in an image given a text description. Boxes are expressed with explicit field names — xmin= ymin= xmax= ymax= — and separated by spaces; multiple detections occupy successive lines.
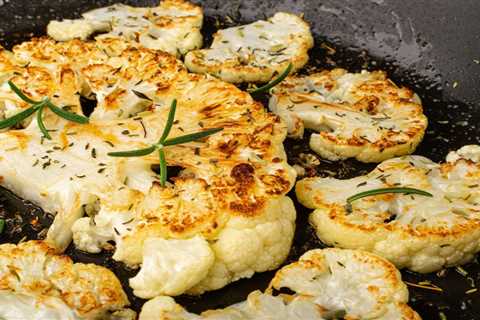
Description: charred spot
xmin=229 ymin=198 xmax=265 ymax=216
xmin=375 ymin=139 xmax=396 ymax=149
xmin=249 ymin=137 xmax=271 ymax=149
xmin=104 ymin=88 xmax=127 ymax=109
xmin=366 ymin=96 xmax=380 ymax=113
xmin=261 ymin=175 xmax=291 ymax=195
xmin=383 ymin=214 xmax=397 ymax=223
xmin=200 ymin=103 xmax=221 ymax=114
xmin=254 ymin=123 xmax=274 ymax=135
xmin=234 ymin=97 xmax=247 ymax=105
xmin=324 ymin=82 xmax=334 ymax=91
xmin=218 ymin=139 xmax=239 ymax=155
xmin=347 ymin=136 xmax=366 ymax=146
xmin=231 ymin=163 xmax=255 ymax=183
xmin=169 ymin=224 xmax=186 ymax=233
xmin=156 ymin=82 xmax=172 ymax=91
xmin=353 ymin=95 xmax=380 ymax=114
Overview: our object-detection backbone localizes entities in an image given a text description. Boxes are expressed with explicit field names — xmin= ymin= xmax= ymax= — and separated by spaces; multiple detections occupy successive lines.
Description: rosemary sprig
xmin=0 ymin=81 xmax=89 ymax=138
xmin=108 ymin=99 xmax=223 ymax=187
xmin=347 ymin=187 xmax=433 ymax=204
xmin=0 ymin=219 xmax=4 ymax=234
xmin=36 ymin=103 xmax=50 ymax=139
xmin=248 ymin=62 xmax=293 ymax=95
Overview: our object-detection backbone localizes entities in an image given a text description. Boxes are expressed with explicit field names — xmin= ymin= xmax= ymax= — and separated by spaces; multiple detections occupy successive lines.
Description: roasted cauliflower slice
xmin=269 ymin=69 xmax=428 ymax=162
xmin=0 ymin=42 xmax=84 ymax=124
xmin=184 ymin=12 xmax=313 ymax=83
xmin=297 ymin=145 xmax=480 ymax=273
xmin=2 ymin=37 xmax=187 ymax=122
xmin=0 ymin=241 xmax=133 ymax=320
xmin=0 ymin=38 xmax=297 ymax=296
xmin=139 ymin=248 xmax=420 ymax=320
xmin=47 ymin=0 xmax=203 ymax=56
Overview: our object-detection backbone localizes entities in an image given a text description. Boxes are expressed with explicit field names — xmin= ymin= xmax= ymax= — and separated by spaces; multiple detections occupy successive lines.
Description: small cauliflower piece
xmin=47 ymin=0 xmax=203 ymax=56
xmin=184 ymin=12 xmax=313 ymax=83
xmin=47 ymin=19 xmax=110 ymax=41
xmin=139 ymin=248 xmax=420 ymax=320
xmin=269 ymin=69 xmax=428 ymax=162
xmin=0 ymin=241 xmax=132 ymax=320
xmin=296 ymin=145 xmax=480 ymax=272
xmin=0 ymin=44 xmax=84 ymax=124
xmin=129 ymin=236 xmax=215 ymax=298
xmin=13 ymin=37 xmax=187 ymax=121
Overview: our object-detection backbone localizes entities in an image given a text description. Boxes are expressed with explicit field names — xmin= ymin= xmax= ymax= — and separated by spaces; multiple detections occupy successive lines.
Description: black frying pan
xmin=0 ymin=1 xmax=479 ymax=319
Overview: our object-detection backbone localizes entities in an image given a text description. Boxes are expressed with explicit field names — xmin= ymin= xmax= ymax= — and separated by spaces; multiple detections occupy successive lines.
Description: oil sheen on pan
xmin=0 ymin=0 xmax=478 ymax=319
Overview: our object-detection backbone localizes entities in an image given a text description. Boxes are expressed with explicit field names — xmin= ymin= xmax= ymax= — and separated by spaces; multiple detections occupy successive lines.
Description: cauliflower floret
xmin=269 ymin=69 xmax=428 ymax=162
xmin=139 ymin=248 xmax=420 ymax=320
xmin=184 ymin=12 xmax=313 ymax=83
xmin=188 ymin=196 xmax=296 ymax=294
xmin=129 ymin=236 xmax=215 ymax=298
xmin=47 ymin=0 xmax=203 ymax=56
xmin=0 ymin=293 xmax=80 ymax=320
xmin=0 ymin=241 xmax=132 ymax=320
xmin=72 ymin=194 xmax=296 ymax=296
xmin=446 ymin=144 xmax=480 ymax=163
xmin=296 ymin=145 xmax=480 ymax=272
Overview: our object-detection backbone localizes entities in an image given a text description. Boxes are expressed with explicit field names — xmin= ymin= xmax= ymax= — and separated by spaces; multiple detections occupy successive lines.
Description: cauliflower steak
xmin=184 ymin=12 xmax=313 ymax=83
xmin=0 ymin=38 xmax=297 ymax=296
xmin=0 ymin=241 xmax=132 ymax=320
xmin=297 ymin=145 xmax=480 ymax=272
xmin=139 ymin=248 xmax=420 ymax=320
xmin=47 ymin=0 xmax=203 ymax=56
xmin=269 ymin=69 xmax=428 ymax=162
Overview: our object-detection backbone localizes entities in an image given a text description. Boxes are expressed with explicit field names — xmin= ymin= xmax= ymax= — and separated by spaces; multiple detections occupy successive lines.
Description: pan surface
xmin=0 ymin=0 xmax=479 ymax=319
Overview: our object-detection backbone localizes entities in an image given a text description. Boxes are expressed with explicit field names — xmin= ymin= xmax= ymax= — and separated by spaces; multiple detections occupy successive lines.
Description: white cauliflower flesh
xmin=0 ymin=37 xmax=187 ymax=122
xmin=184 ymin=12 xmax=313 ymax=83
xmin=138 ymin=248 xmax=420 ymax=320
xmin=269 ymin=69 xmax=428 ymax=162
xmin=0 ymin=241 xmax=132 ymax=320
xmin=47 ymin=19 xmax=110 ymax=41
xmin=296 ymin=145 xmax=480 ymax=273
xmin=47 ymin=0 xmax=203 ymax=56
xmin=129 ymin=236 xmax=215 ymax=298
xmin=0 ymin=38 xmax=297 ymax=296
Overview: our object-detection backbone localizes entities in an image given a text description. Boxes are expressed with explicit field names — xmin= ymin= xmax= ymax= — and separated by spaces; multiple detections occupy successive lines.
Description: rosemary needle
xmin=248 ymin=62 xmax=293 ymax=95
xmin=347 ymin=187 xmax=433 ymax=204
xmin=0 ymin=81 xmax=89 ymax=139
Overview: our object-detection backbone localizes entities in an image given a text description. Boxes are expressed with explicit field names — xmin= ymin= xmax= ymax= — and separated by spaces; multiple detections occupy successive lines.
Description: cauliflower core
xmin=0 ymin=38 xmax=297 ymax=296
xmin=138 ymin=248 xmax=420 ymax=320
xmin=297 ymin=145 xmax=480 ymax=272
xmin=47 ymin=0 xmax=203 ymax=56
xmin=269 ymin=69 xmax=428 ymax=162
xmin=0 ymin=241 xmax=132 ymax=320
xmin=184 ymin=12 xmax=313 ymax=83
